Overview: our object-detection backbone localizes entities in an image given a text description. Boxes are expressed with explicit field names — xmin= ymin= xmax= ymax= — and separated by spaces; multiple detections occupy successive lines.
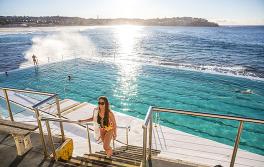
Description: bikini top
xmin=97 ymin=111 xmax=114 ymax=131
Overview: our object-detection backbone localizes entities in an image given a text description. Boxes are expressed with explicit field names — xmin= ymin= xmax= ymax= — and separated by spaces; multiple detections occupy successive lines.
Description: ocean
xmin=0 ymin=26 xmax=264 ymax=155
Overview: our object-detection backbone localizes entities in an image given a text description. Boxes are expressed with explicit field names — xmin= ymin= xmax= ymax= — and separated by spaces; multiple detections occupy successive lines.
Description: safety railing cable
xmin=141 ymin=106 xmax=264 ymax=167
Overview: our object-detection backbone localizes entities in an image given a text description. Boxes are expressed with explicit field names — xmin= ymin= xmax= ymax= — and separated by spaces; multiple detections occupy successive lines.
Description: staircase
xmin=64 ymin=145 xmax=160 ymax=167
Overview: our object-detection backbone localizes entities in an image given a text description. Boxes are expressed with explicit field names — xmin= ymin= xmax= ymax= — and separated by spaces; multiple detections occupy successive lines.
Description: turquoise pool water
xmin=0 ymin=59 xmax=264 ymax=155
xmin=0 ymin=98 xmax=27 ymax=118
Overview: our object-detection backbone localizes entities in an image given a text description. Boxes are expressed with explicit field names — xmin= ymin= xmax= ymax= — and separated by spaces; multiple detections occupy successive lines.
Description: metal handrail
xmin=1 ymin=87 xmax=131 ymax=161
xmin=41 ymin=116 xmax=93 ymax=125
xmin=141 ymin=106 xmax=264 ymax=167
xmin=143 ymin=106 xmax=153 ymax=127
xmin=1 ymin=87 xmax=64 ymax=157
xmin=0 ymin=87 xmax=58 ymax=121
xmin=0 ymin=95 xmax=61 ymax=118
xmin=41 ymin=116 xmax=130 ymax=129
xmin=1 ymin=92 xmax=130 ymax=141
xmin=41 ymin=116 xmax=131 ymax=159
xmin=153 ymin=107 xmax=264 ymax=124
xmin=32 ymin=94 xmax=57 ymax=108
xmin=41 ymin=116 xmax=94 ymax=156
xmin=0 ymin=87 xmax=54 ymax=96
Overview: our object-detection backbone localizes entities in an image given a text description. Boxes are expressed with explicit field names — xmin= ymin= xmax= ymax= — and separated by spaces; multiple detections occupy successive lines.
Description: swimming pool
xmin=0 ymin=97 xmax=28 ymax=118
xmin=0 ymin=58 xmax=264 ymax=155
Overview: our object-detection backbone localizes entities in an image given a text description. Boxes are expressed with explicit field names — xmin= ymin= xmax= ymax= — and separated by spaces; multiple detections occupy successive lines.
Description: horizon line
xmin=1 ymin=15 xmax=264 ymax=26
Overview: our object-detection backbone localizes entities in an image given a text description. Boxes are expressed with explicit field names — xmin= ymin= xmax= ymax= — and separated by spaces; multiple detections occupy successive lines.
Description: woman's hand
xmin=79 ymin=117 xmax=93 ymax=123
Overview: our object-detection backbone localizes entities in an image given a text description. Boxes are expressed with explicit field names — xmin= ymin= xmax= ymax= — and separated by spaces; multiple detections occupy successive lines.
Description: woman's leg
xmin=103 ymin=130 xmax=114 ymax=157
xmin=100 ymin=128 xmax=106 ymax=141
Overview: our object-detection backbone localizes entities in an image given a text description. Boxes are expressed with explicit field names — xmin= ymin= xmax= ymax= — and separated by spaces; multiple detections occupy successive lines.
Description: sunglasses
xmin=98 ymin=102 xmax=105 ymax=105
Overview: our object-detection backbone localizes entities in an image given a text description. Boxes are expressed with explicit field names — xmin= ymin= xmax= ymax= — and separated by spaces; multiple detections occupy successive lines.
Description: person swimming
xmin=235 ymin=89 xmax=253 ymax=94
xmin=68 ymin=75 xmax=71 ymax=81
xmin=240 ymin=89 xmax=253 ymax=94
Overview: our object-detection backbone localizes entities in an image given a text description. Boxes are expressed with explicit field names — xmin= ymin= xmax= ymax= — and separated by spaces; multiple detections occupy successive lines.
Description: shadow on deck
xmin=0 ymin=131 xmax=206 ymax=167
xmin=0 ymin=132 xmax=68 ymax=167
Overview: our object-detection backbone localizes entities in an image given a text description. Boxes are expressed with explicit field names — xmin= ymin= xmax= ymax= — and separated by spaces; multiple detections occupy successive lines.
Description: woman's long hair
xmin=97 ymin=96 xmax=110 ymax=126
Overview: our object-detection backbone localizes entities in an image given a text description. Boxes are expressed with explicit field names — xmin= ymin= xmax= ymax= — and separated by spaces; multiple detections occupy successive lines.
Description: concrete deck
xmin=0 ymin=132 xmax=69 ymax=167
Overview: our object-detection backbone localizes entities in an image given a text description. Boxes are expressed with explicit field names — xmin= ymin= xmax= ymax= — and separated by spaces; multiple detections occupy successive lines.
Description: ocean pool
xmin=0 ymin=58 xmax=264 ymax=155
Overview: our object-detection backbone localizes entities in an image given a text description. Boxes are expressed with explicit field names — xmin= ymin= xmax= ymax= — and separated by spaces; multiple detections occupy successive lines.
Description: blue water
xmin=0 ymin=98 xmax=28 ymax=118
xmin=0 ymin=26 xmax=264 ymax=155
xmin=1 ymin=26 xmax=264 ymax=78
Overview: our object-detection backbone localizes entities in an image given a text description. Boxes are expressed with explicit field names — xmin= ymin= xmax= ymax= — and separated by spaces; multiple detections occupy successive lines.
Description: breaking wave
xmin=159 ymin=61 xmax=264 ymax=81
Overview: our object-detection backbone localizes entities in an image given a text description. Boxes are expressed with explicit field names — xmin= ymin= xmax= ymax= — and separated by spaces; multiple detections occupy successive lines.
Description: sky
xmin=0 ymin=0 xmax=264 ymax=25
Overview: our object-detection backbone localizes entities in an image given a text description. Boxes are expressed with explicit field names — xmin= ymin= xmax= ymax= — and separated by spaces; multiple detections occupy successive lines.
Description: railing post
xmin=126 ymin=127 xmax=129 ymax=150
xmin=46 ymin=120 xmax=57 ymax=160
xmin=142 ymin=126 xmax=147 ymax=167
xmin=34 ymin=108 xmax=48 ymax=157
xmin=230 ymin=121 xmax=244 ymax=167
xmin=86 ymin=124 xmax=92 ymax=154
xmin=112 ymin=138 xmax=115 ymax=150
xmin=55 ymin=96 xmax=65 ymax=142
xmin=148 ymin=112 xmax=153 ymax=160
xmin=3 ymin=89 xmax=14 ymax=121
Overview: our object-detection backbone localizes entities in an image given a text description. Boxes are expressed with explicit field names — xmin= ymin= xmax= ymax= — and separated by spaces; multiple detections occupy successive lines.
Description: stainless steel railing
xmin=40 ymin=116 xmax=130 ymax=160
xmin=40 ymin=116 xmax=93 ymax=160
xmin=141 ymin=106 xmax=264 ymax=167
xmin=0 ymin=87 xmax=57 ymax=121
xmin=1 ymin=87 xmax=131 ymax=161
xmin=1 ymin=87 xmax=63 ymax=156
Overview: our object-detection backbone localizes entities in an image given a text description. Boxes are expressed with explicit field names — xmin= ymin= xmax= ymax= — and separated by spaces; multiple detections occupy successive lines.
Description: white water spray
xmin=24 ymin=31 xmax=97 ymax=65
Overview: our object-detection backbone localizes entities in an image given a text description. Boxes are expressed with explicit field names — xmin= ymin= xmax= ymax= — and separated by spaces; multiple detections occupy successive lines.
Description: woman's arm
xmin=78 ymin=117 xmax=93 ymax=123
xmin=78 ymin=108 xmax=97 ymax=123
xmin=110 ymin=112 xmax=117 ymax=139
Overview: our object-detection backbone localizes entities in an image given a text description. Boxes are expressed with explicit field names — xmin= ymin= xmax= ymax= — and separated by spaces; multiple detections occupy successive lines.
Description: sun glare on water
xmin=114 ymin=25 xmax=143 ymax=57
xmin=113 ymin=25 xmax=144 ymax=100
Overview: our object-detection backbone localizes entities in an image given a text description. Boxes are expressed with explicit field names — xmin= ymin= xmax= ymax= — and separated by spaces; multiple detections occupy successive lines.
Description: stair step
xmin=120 ymin=145 xmax=161 ymax=153
xmin=96 ymin=151 xmax=142 ymax=162
xmin=84 ymin=153 xmax=140 ymax=167
xmin=119 ymin=146 xmax=160 ymax=153
xmin=100 ymin=150 xmax=144 ymax=157
xmin=68 ymin=157 xmax=85 ymax=166
xmin=118 ymin=145 xmax=160 ymax=151
xmin=57 ymin=159 xmax=79 ymax=167
xmin=78 ymin=156 xmax=121 ymax=167
xmin=114 ymin=155 xmax=142 ymax=162
xmin=115 ymin=147 xmax=160 ymax=155
xmin=69 ymin=156 xmax=118 ymax=167
xmin=122 ymin=150 xmax=159 ymax=156
xmin=58 ymin=145 xmax=161 ymax=167
xmin=99 ymin=151 xmax=144 ymax=158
